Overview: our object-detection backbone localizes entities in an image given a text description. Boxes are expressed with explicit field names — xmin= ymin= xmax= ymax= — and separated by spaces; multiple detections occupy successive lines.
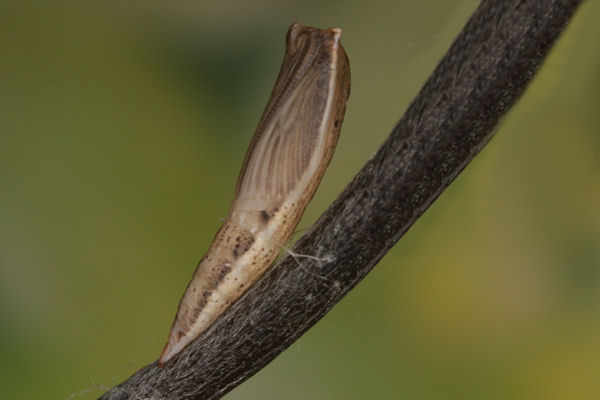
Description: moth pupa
xmin=159 ymin=22 xmax=351 ymax=366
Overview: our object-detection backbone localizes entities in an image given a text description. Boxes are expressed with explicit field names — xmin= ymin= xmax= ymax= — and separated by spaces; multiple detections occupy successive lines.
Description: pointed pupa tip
xmin=158 ymin=342 xmax=172 ymax=367
xmin=158 ymin=329 xmax=183 ymax=367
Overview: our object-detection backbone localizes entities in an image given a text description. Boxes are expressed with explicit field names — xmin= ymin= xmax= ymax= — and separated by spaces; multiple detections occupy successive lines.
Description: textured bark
xmin=100 ymin=0 xmax=583 ymax=398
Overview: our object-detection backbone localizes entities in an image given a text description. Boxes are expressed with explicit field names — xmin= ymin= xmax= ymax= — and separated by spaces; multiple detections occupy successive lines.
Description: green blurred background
xmin=1 ymin=1 xmax=598 ymax=399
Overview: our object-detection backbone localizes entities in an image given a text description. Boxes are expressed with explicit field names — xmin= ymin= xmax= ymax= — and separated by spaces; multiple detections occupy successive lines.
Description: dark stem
xmin=100 ymin=0 xmax=583 ymax=398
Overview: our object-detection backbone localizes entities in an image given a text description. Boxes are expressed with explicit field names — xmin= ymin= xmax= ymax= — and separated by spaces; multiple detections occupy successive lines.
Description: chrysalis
xmin=159 ymin=22 xmax=351 ymax=366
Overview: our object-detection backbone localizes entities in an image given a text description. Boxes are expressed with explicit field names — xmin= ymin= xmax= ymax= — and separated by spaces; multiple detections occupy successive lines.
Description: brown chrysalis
xmin=159 ymin=22 xmax=350 ymax=366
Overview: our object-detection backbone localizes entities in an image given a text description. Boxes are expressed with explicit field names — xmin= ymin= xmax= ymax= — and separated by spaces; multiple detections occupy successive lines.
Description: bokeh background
xmin=1 ymin=1 xmax=598 ymax=399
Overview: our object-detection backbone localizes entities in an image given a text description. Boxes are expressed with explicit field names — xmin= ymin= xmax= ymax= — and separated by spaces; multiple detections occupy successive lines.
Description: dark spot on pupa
xmin=194 ymin=289 xmax=212 ymax=310
xmin=334 ymin=119 xmax=340 ymax=128
xmin=209 ymin=263 xmax=232 ymax=287
xmin=232 ymin=234 xmax=255 ymax=258
xmin=220 ymin=263 xmax=232 ymax=277
xmin=260 ymin=209 xmax=271 ymax=222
